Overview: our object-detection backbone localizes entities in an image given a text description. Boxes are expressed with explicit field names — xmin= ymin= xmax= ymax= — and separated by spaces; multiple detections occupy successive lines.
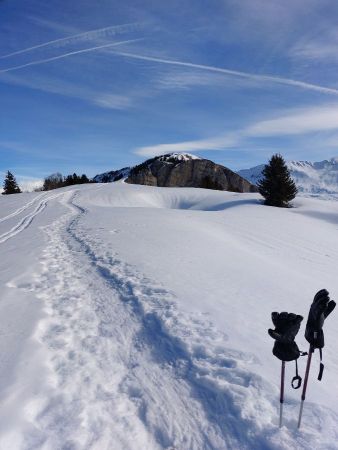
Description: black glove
xmin=305 ymin=289 xmax=336 ymax=349
xmin=268 ymin=312 xmax=303 ymax=361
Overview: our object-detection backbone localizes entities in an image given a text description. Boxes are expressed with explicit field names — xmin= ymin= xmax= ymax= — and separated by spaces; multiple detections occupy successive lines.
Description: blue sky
xmin=1 ymin=0 xmax=338 ymax=185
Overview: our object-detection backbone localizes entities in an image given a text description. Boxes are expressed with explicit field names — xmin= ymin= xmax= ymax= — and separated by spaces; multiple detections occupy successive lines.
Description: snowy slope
xmin=0 ymin=184 xmax=337 ymax=449
xmin=236 ymin=164 xmax=265 ymax=186
xmin=238 ymin=157 xmax=338 ymax=196
xmin=92 ymin=167 xmax=131 ymax=183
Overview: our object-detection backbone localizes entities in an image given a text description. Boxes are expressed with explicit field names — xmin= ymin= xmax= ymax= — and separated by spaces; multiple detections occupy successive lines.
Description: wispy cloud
xmin=246 ymin=104 xmax=338 ymax=136
xmin=2 ymin=72 xmax=134 ymax=110
xmin=135 ymin=103 xmax=338 ymax=157
xmin=94 ymin=94 xmax=133 ymax=110
xmin=0 ymin=141 xmax=43 ymax=155
xmin=111 ymin=51 xmax=338 ymax=96
xmin=291 ymin=42 xmax=338 ymax=61
xmin=0 ymin=22 xmax=140 ymax=59
xmin=156 ymin=71 xmax=231 ymax=90
xmin=135 ymin=135 xmax=240 ymax=157
xmin=289 ymin=29 xmax=338 ymax=61
xmin=0 ymin=39 xmax=142 ymax=74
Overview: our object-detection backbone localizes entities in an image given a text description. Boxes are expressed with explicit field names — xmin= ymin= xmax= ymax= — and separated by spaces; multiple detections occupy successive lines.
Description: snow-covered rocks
xmin=156 ymin=152 xmax=201 ymax=162
xmin=93 ymin=167 xmax=131 ymax=183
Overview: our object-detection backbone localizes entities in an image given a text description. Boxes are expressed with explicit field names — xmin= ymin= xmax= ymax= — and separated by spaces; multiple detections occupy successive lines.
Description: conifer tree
xmin=258 ymin=154 xmax=297 ymax=207
xmin=80 ymin=174 xmax=89 ymax=184
xmin=2 ymin=171 xmax=21 ymax=195
xmin=65 ymin=174 xmax=74 ymax=186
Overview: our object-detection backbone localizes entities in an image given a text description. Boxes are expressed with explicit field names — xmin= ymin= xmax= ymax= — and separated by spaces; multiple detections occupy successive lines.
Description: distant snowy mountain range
xmin=237 ymin=157 xmax=338 ymax=196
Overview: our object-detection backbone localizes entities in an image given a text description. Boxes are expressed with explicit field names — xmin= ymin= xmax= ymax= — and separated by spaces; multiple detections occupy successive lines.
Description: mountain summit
xmin=94 ymin=153 xmax=257 ymax=193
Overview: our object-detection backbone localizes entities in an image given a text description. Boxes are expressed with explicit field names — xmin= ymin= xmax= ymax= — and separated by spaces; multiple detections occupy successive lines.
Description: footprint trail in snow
xmin=6 ymin=190 xmax=338 ymax=450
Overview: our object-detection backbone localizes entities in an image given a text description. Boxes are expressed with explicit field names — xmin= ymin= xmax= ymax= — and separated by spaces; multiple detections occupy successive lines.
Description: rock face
xmin=125 ymin=154 xmax=258 ymax=193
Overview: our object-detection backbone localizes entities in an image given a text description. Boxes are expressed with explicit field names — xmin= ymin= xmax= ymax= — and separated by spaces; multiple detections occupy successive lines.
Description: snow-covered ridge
xmin=237 ymin=157 xmax=338 ymax=196
xmin=93 ymin=167 xmax=131 ymax=183
xmin=157 ymin=152 xmax=201 ymax=162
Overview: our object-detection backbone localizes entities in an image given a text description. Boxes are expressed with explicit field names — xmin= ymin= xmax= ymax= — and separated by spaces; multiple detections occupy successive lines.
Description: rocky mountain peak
xmin=93 ymin=153 xmax=257 ymax=193
xmin=124 ymin=153 xmax=257 ymax=193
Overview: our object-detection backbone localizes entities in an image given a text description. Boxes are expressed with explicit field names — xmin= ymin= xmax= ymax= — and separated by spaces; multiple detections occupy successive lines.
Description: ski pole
xmin=279 ymin=360 xmax=285 ymax=428
xmin=297 ymin=345 xmax=313 ymax=429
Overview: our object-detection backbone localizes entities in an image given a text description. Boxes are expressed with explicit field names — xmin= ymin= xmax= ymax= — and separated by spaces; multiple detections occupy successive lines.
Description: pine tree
xmin=65 ymin=174 xmax=74 ymax=186
xmin=72 ymin=173 xmax=79 ymax=184
xmin=258 ymin=154 xmax=297 ymax=207
xmin=80 ymin=174 xmax=89 ymax=184
xmin=2 ymin=171 xmax=21 ymax=195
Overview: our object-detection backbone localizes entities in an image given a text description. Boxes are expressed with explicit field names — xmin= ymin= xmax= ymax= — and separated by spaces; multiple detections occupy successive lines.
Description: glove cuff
xmin=272 ymin=341 xmax=301 ymax=361
xmin=305 ymin=328 xmax=324 ymax=348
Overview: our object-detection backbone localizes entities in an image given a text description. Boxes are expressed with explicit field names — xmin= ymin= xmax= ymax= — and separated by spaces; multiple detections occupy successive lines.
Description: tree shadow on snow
xmin=202 ymin=198 xmax=262 ymax=212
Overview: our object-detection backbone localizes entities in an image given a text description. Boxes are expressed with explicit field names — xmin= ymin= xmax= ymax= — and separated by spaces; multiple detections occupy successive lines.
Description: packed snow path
xmin=14 ymin=191 xmax=273 ymax=449
xmin=0 ymin=185 xmax=338 ymax=449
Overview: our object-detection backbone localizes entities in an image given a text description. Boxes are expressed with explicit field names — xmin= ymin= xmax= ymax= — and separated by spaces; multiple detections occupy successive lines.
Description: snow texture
xmin=157 ymin=153 xmax=201 ymax=162
xmin=0 ymin=183 xmax=337 ymax=449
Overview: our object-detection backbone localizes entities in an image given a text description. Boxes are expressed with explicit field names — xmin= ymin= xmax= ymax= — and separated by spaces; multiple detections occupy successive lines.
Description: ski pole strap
xmin=291 ymin=351 xmax=307 ymax=389
xmin=318 ymin=348 xmax=324 ymax=381
xmin=291 ymin=359 xmax=302 ymax=389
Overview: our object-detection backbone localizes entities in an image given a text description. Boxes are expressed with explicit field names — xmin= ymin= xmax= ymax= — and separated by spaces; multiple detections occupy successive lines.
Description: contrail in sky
xmin=112 ymin=51 xmax=338 ymax=96
xmin=0 ymin=23 xmax=138 ymax=59
xmin=0 ymin=39 xmax=141 ymax=74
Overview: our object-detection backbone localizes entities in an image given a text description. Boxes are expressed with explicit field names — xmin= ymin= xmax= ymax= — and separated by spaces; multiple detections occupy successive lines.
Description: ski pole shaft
xmin=298 ymin=345 xmax=313 ymax=429
xmin=279 ymin=361 xmax=285 ymax=428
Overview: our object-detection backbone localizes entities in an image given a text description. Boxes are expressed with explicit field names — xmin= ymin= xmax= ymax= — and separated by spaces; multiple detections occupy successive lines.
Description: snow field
xmin=0 ymin=183 xmax=337 ymax=449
